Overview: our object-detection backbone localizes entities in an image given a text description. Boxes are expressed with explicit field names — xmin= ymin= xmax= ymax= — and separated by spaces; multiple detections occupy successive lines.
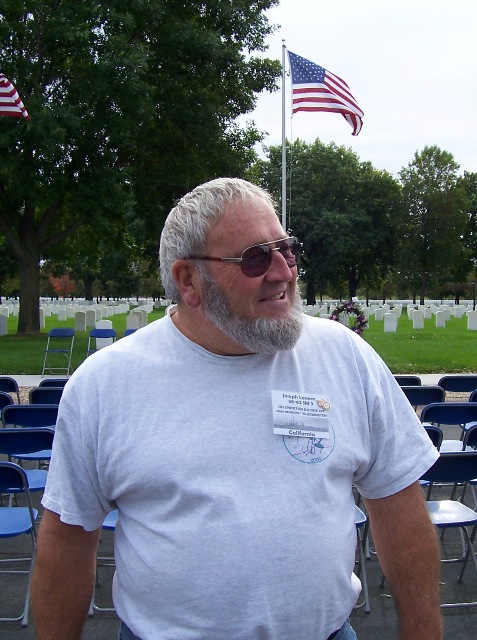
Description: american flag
xmin=0 ymin=73 xmax=30 ymax=120
xmin=288 ymin=51 xmax=363 ymax=136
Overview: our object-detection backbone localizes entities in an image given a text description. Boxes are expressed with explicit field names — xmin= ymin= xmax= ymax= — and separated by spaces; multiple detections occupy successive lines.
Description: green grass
xmin=0 ymin=309 xmax=166 ymax=375
xmin=0 ymin=308 xmax=476 ymax=374
xmin=363 ymin=315 xmax=477 ymax=374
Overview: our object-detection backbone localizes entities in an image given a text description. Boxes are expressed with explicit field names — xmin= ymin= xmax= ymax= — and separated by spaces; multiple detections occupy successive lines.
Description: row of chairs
xmin=395 ymin=373 xmax=477 ymax=394
xmin=0 ymin=399 xmax=119 ymax=625
xmin=42 ymin=327 xmax=129 ymax=376
xmin=0 ymin=376 xmax=68 ymax=406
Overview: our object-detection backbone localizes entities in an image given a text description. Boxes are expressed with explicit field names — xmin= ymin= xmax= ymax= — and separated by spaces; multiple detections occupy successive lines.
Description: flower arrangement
xmin=329 ymin=300 xmax=368 ymax=337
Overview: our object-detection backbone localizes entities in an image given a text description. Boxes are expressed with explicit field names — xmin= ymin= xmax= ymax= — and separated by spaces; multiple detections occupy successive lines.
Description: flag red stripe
xmin=288 ymin=51 xmax=363 ymax=136
xmin=0 ymin=73 xmax=30 ymax=120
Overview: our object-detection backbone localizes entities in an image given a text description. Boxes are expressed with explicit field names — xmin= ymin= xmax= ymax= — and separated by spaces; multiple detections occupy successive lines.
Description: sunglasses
xmin=187 ymin=236 xmax=301 ymax=278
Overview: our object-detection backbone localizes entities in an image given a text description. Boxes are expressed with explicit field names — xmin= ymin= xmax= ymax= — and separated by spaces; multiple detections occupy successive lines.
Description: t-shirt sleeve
xmin=41 ymin=372 xmax=114 ymax=531
xmin=351 ymin=341 xmax=439 ymax=500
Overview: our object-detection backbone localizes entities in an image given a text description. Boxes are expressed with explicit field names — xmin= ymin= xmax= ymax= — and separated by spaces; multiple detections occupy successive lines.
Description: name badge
xmin=272 ymin=390 xmax=331 ymax=439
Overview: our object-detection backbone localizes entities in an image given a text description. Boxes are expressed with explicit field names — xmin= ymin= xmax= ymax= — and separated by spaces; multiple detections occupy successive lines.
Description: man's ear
xmin=171 ymin=260 xmax=202 ymax=308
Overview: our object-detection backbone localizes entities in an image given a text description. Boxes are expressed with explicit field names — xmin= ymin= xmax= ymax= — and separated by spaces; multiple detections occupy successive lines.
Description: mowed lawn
xmin=0 ymin=307 xmax=476 ymax=374
xmin=363 ymin=315 xmax=477 ymax=374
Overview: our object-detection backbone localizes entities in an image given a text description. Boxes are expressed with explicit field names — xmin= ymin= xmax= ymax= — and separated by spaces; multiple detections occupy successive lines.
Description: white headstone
xmin=0 ymin=313 xmax=7 ymax=335
xmin=126 ymin=312 xmax=142 ymax=330
xmin=384 ymin=312 xmax=398 ymax=332
xmin=75 ymin=311 xmax=87 ymax=331
xmin=467 ymin=310 xmax=477 ymax=331
xmin=412 ymin=310 xmax=424 ymax=329
xmin=57 ymin=308 xmax=67 ymax=321
xmin=85 ymin=308 xmax=97 ymax=328
xmin=435 ymin=310 xmax=446 ymax=327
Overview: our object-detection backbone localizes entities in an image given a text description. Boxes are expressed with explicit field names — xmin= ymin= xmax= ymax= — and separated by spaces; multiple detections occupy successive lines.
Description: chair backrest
xmin=88 ymin=328 xmax=116 ymax=339
xmin=394 ymin=375 xmax=421 ymax=386
xmin=0 ymin=460 xmax=37 ymax=531
xmin=423 ymin=425 xmax=444 ymax=449
xmin=0 ymin=427 xmax=55 ymax=456
xmin=2 ymin=404 xmax=58 ymax=429
xmin=0 ymin=460 xmax=30 ymax=493
xmin=463 ymin=423 xmax=477 ymax=449
xmin=87 ymin=328 xmax=117 ymax=355
xmin=124 ymin=328 xmax=137 ymax=337
xmin=421 ymin=451 xmax=477 ymax=483
xmin=0 ymin=375 xmax=21 ymax=402
xmin=401 ymin=386 xmax=445 ymax=408
xmin=48 ymin=328 xmax=75 ymax=338
xmin=420 ymin=402 xmax=477 ymax=426
xmin=29 ymin=387 xmax=64 ymax=405
xmin=437 ymin=375 xmax=477 ymax=393
xmin=0 ymin=390 xmax=14 ymax=411
xmin=39 ymin=378 xmax=69 ymax=388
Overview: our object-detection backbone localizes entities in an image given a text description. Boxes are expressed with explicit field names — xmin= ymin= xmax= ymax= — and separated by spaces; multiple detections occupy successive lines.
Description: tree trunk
xmin=17 ymin=256 xmax=41 ymax=335
xmin=348 ymin=266 xmax=359 ymax=299
xmin=420 ymin=272 xmax=427 ymax=305
xmin=83 ymin=275 xmax=95 ymax=301
xmin=306 ymin=277 xmax=315 ymax=305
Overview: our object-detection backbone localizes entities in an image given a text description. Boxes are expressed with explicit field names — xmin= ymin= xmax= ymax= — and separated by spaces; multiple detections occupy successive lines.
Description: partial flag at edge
xmin=0 ymin=73 xmax=30 ymax=121
xmin=288 ymin=51 xmax=363 ymax=136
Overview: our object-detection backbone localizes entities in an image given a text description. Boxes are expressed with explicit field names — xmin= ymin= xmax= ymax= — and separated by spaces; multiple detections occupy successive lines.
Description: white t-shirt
xmin=42 ymin=313 xmax=438 ymax=640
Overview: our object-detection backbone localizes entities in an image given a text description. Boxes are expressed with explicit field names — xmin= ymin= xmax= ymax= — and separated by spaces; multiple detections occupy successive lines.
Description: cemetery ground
xmin=0 ymin=307 xmax=167 ymax=375
xmin=0 ymin=308 xmax=476 ymax=374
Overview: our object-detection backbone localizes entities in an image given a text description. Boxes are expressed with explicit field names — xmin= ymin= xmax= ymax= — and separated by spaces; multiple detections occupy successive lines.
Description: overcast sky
xmin=242 ymin=0 xmax=477 ymax=178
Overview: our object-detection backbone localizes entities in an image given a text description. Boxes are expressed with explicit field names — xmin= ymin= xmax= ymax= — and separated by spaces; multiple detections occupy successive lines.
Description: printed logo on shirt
xmin=282 ymin=427 xmax=335 ymax=464
xmin=271 ymin=390 xmax=335 ymax=463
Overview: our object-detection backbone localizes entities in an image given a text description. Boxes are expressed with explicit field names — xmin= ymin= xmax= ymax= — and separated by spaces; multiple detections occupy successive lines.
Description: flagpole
xmin=281 ymin=41 xmax=287 ymax=231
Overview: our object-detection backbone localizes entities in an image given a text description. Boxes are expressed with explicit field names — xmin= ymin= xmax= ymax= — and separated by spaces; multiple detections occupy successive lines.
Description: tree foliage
xmin=251 ymin=139 xmax=401 ymax=301
xmin=396 ymin=146 xmax=468 ymax=303
xmin=0 ymin=0 xmax=280 ymax=333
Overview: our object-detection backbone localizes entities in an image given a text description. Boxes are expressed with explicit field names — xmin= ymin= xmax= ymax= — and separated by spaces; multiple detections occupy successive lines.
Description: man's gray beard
xmin=198 ymin=266 xmax=304 ymax=354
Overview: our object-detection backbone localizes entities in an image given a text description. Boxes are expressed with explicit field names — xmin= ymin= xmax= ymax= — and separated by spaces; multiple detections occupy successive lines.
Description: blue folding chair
xmin=2 ymin=405 xmax=58 ymax=467
xmin=124 ymin=328 xmax=137 ymax=337
xmin=0 ymin=461 xmax=38 ymax=626
xmin=400 ymin=385 xmax=445 ymax=411
xmin=354 ymin=505 xmax=370 ymax=613
xmin=438 ymin=375 xmax=477 ymax=398
xmin=0 ymin=391 xmax=14 ymax=412
xmin=38 ymin=378 xmax=69 ymax=389
xmin=41 ymin=328 xmax=75 ymax=376
xmin=420 ymin=402 xmax=477 ymax=451
xmin=394 ymin=375 xmax=421 ymax=386
xmin=29 ymin=386 xmax=64 ymax=405
xmin=420 ymin=451 xmax=477 ymax=608
xmin=87 ymin=328 xmax=117 ymax=356
xmin=0 ymin=428 xmax=55 ymax=494
xmin=0 ymin=376 xmax=21 ymax=403
xmin=92 ymin=510 xmax=118 ymax=614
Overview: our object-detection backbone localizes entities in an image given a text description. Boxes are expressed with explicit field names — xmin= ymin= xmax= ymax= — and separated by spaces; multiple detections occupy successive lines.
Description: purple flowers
xmin=329 ymin=301 xmax=368 ymax=337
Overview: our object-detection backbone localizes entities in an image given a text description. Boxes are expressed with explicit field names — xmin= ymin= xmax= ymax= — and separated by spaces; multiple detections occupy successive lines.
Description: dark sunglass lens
xmin=241 ymin=245 xmax=271 ymax=277
xmin=278 ymin=239 xmax=300 ymax=266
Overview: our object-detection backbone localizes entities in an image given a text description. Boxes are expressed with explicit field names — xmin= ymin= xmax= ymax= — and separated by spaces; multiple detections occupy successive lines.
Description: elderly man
xmin=31 ymin=178 xmax=442 ymax=640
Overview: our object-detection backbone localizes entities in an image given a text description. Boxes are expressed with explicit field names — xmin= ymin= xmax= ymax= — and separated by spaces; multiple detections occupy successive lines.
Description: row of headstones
xmin=380 ymin=308 xmax=477 ymax=332
xmin=0 ymin=303 xmax=153 ymax=336
xmin=301 ymin=302 xmax=477 ymax=332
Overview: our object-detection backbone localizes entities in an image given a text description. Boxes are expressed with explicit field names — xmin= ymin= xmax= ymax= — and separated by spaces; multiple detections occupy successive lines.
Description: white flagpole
xmin=281 ymin=41 xmax=287 ymax=231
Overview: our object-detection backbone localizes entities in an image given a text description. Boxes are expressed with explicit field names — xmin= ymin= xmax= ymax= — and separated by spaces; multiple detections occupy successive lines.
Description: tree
xmin=0 ymin=0 xmax=280 ymax=334
xmin=48 ymin=274 xmax=77 ymax=298
xmin=397 ymin=146 xmax=468 ymax=304
xmin=458 ymin=171 xmax=477 ymax=270
xmin=251 ymin=139 xmax=401 ymax=301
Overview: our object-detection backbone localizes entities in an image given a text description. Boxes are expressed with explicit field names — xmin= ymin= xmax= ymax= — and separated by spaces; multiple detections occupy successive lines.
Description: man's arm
xmin=31 ymin=508 xmax=102 ymax=640
xmin=363 ymin=482 xmax=442 ymax=640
